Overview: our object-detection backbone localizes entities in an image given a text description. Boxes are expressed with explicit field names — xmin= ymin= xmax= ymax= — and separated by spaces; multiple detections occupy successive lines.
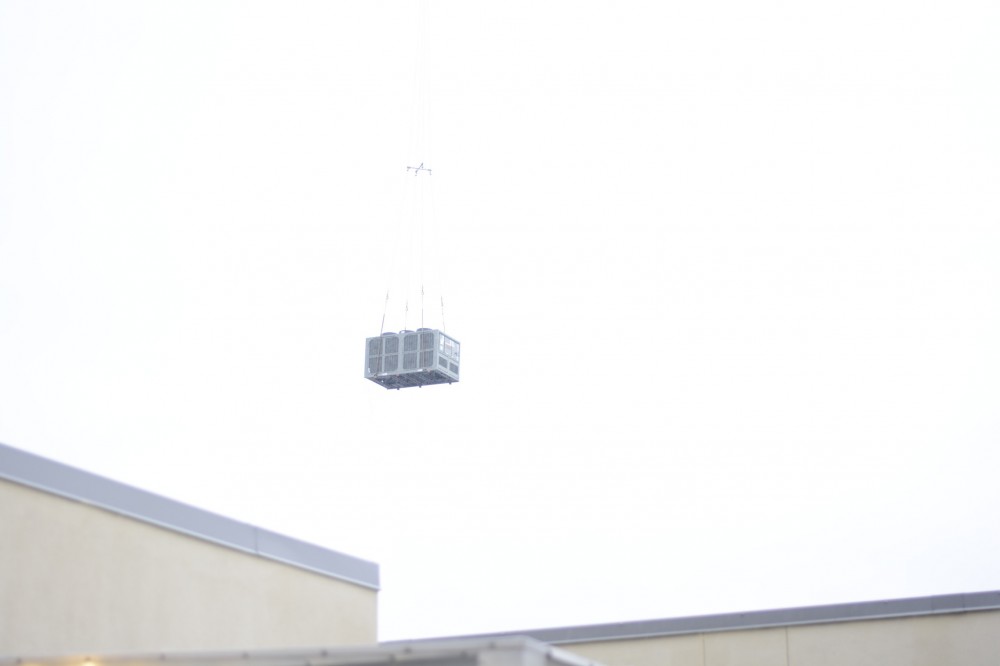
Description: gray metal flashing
xmin=412 ymin=591 xmax=1000 ymax=645
xmin=0 ymin=442 xmax=379 ymax=590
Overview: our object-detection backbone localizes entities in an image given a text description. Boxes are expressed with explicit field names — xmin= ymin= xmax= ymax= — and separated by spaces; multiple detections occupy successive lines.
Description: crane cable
xmin=380 ymin=0 xmax=447 ymax=334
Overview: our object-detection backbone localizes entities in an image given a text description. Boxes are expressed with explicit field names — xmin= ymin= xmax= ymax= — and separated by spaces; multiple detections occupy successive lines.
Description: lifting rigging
xmin=365 ymin=1 xmax=459 ymax=390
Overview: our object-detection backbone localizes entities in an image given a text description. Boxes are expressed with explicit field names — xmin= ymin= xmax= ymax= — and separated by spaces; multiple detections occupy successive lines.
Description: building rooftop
xmin=0 ymin=637 xmax=590 ymax=666
xmin=0 ymin=442 xmax=379 ymax=590
xmin=412 ymin=590 xmax=1000 ymax=644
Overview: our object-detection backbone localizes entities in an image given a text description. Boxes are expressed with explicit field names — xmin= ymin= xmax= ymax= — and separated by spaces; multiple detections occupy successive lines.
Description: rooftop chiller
xmin=365 ymin=329 xmax=460 ymax=389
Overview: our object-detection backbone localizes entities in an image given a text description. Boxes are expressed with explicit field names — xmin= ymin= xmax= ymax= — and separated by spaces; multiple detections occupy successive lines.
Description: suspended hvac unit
xmin=365 ymin=329 xmax=460 ymax=389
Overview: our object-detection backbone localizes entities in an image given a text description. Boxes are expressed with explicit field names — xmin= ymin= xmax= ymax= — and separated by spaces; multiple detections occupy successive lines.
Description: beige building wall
xmin=560 ymin=610 xmax=1000 ymax=666
xmin=0 ymin=478 xmax=377 ymax=656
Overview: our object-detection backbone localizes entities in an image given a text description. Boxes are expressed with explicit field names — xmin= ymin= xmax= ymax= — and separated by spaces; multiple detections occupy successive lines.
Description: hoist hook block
xmin=364 ymin=328 xmax=460 ymax=389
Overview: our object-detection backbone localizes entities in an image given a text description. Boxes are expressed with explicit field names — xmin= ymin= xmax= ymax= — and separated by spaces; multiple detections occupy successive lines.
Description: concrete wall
xmin=559 ymin=610 xmax=1000 ymax=666
xmin=0 ymin=478 xmax=377 ymax=655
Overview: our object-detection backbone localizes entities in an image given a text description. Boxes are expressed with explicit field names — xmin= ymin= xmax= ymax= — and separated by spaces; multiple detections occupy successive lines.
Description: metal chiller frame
xmin=365 ymin=329 xmax=460 ymax=389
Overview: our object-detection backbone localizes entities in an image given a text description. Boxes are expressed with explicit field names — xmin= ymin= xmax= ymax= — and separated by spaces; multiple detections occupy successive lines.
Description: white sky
xmin=2 ymin=0 xmax=1000 ymax=643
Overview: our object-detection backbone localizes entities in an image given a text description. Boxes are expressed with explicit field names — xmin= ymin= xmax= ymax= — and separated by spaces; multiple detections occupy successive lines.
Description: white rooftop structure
xmin=0 ymin=637 xmax=597 ymax=666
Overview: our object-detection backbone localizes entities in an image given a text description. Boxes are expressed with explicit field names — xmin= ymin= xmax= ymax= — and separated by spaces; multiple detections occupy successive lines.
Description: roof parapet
xmin=0 ymin=442 xmax=379 ymax=590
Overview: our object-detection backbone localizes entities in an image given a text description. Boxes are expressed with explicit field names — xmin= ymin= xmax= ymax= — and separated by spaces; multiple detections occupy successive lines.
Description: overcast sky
xmin=2 ymin=0 xmax=1000 ymax=642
